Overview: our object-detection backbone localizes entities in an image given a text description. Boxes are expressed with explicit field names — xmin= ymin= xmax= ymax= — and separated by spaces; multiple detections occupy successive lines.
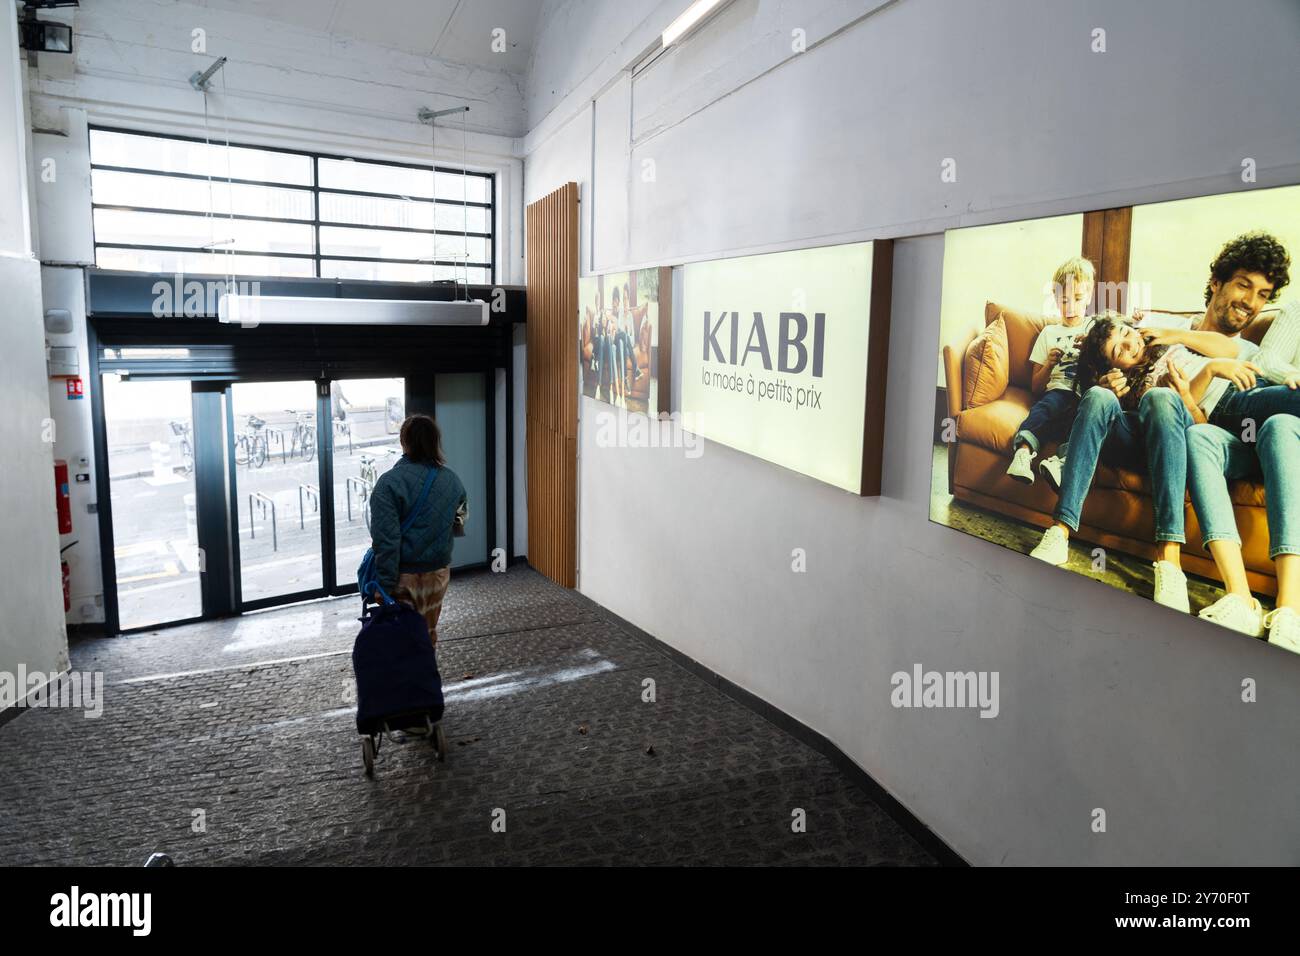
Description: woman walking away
xmin=366 ymin=414 xmax=467 ymax=646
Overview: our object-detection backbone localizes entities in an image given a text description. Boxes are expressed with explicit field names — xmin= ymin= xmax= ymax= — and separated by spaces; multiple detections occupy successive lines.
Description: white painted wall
xmin=526 ymin=0 xmax=1300 ymax=864
xmin=31 ymin=110 xmax=92 ymax=265
xmin=0 ymin=2 xmax=68 ymax=696
xmin=42 ymin=264 xmax=102 ymax=625
xmin=525 ymin=0 xmax=663 ymax=133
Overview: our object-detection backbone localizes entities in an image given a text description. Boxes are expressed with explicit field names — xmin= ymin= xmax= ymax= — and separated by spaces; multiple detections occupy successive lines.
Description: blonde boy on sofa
xmin=1005 ymin=256 xmax=1096 ymax=483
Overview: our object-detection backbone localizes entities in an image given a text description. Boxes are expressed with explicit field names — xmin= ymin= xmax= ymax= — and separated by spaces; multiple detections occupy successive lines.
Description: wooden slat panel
xmin=524 ymin=182 xmax=579 ymax=588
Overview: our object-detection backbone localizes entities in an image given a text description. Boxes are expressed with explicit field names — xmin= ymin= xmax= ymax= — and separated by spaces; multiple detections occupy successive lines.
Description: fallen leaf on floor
xmin=578 ymin=724 xmax=588 ymax=735
xmin=645 ymin=745 xmax=655 ymax=756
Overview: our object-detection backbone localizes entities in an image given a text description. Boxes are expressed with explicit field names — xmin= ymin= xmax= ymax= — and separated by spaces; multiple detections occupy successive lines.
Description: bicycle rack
xmin=249 ymin=492 xmax=278 ymax=551
xmin=267 ymin=428 xmax=290 ymax=464
xmin=298 ymin=483 xmax=319 ymax=529
xmin=345 ymin=476 xmax=371 ymax=523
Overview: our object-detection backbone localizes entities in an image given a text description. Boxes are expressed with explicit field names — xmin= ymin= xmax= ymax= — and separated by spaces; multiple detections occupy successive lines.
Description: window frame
xmin=88 ymin=125 xmax=496 ymax=283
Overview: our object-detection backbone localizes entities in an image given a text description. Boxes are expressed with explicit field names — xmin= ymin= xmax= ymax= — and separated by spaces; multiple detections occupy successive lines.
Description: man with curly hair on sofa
xmin=1030 ymin=232 xmax=1292 ymax=619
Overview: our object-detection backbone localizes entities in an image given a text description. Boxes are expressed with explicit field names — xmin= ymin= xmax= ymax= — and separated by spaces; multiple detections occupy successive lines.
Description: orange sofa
xmin=942 ymin=302 xmax=1280 ymax=596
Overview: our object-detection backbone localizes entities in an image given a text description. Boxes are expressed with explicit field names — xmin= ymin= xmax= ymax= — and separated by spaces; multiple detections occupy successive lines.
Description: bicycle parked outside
xmin=235 ymin=414 xmax=268 ymax=468
xmin=360 ymin=448 xmax=399 ymax=532
xmin=286 ymin=408 xmax=316 ymax=462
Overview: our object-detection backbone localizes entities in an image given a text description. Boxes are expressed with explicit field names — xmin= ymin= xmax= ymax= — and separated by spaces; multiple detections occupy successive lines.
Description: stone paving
xmin=0 ymin=567 xmax=938 ymax=866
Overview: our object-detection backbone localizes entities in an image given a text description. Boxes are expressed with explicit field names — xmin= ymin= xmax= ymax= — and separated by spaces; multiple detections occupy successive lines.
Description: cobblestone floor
xmin=0 ymin=567 xmax=937 ymax=866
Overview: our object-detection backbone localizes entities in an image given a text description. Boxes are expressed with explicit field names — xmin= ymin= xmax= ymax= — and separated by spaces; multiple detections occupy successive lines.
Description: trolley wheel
xmin=434 ymin=723 xmax=447 ymax=762
xmin=361 ymin=736 xmax=375 ymax=777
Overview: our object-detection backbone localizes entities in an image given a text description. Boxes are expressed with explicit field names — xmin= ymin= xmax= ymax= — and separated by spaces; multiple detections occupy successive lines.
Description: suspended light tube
xmin=217 ymin=294 xmax=489 ymax=327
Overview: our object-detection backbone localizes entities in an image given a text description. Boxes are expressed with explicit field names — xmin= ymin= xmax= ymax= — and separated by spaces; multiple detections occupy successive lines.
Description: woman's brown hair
xmin=399 ymin=414 xmax=446 ymax=466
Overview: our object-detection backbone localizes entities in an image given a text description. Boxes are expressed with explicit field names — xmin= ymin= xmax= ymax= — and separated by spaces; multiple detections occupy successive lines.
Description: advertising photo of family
xmin=933 ymin=185 xmax=1300 ymax=654
xmin=578 ymin=269 xmax=660 ymax=416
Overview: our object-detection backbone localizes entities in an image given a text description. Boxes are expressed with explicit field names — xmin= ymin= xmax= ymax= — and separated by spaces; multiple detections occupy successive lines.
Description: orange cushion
xmin=957 ymin=386 xmax=1032 ymax=453
xmin=985 ymin=302 xmax=1050 ymax=389
xmin=963 ymin=316 xmax=1009 ymax=408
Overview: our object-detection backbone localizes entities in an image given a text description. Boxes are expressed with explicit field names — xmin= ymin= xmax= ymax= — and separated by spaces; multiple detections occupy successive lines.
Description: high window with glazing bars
xmin=88 ymin=127 xmax=495 ymax=284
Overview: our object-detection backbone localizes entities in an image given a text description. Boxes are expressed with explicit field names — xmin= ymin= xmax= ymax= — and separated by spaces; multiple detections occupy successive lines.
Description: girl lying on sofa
xmin=1027 ymin=311 xmax=1253 ymax=612
xmin=1051 ymin=308 xmax=1300 ymax=650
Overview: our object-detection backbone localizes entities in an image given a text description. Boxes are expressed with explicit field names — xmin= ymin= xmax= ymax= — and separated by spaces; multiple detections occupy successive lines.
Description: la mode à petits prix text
xmin=701 ymin=310 xmax=827 ymax=410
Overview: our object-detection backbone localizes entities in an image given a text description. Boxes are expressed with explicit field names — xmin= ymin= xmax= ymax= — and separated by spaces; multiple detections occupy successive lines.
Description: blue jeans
xmin=1014 ymin=388 xmax=1078 ymax=453
xmin=617 ymin=330 xmax=638 ymax=389
xmin=1208 ymin=383 xmax=1300 ymax=435
xmin=1053 ymin=386 xmax=1191 ymax=543
xmin=597 ymin=333 xmax=615 ymax=400
xmin=1187 ymin=415 xmax=1300 ymax=559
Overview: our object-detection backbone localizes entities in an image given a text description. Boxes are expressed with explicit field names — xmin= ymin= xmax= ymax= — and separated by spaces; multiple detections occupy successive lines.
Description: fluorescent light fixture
xmin=218 ymin=295 xmax=489 ymax=327
xmin=120 ymin=348 xmax=192 ymax=358
xmin=662 ymin=0 xmax=725 ymax=46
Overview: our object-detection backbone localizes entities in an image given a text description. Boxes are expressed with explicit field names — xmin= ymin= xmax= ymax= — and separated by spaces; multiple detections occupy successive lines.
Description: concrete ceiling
xmin=197 ymin=0 xmax=542 ymax=74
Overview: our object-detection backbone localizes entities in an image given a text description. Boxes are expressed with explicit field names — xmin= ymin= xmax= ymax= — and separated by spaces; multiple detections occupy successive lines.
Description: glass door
xmin=329 ymin=378 xmax=405 ymax=587
xmin=101 ymin=376 xmax=203 ymax=630
xmin=435 ymin=373 xmax=488 ymax=568
xmin=229 ymin=381 xmax=324 ymax=606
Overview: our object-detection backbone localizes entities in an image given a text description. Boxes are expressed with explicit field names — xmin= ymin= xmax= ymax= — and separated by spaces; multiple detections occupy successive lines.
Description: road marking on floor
xmin=453 ymin=659 xmax=617 ymax=702
xmin=222 ymin=608 xmax=325 ymax=653
xmin=118 ymin=649 xmax=350 ymax=685
xmin=115 ymin=540 xmax=167 ymax=559
xmin=115 ymin=575 xmax=198 ymax=598
xmin=117 ymin=561 xmax=179 ymax=585
xmin=247 ymin=651 xmax=617 ymax=733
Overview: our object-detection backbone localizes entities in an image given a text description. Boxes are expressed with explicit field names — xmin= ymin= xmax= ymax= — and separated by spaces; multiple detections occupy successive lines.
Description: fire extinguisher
xmin=54 ymin=459 xmax=72 ymax=534
xmin=61 ymin=541 xmax=77 ymax=614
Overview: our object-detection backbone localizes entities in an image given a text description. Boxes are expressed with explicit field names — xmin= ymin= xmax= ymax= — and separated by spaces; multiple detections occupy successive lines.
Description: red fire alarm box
xmin=66 ymin=377 xmax=84 ymax=399
xmin=55 ymin=459 xmax=72 ymax=534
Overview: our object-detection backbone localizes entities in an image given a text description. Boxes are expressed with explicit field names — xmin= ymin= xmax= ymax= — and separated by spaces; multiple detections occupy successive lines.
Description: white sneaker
xmin=1152 ymin=561 xmax=1190 ymax=613
xmin=1197 ymin=593 xmax=1265 ymax=637
xmin=1030 ymin=526 xmax=1069 ymax=565
xmin=1038 ymin=454 xmax=1064 ymax=493
xmin=1264 ymin=606 xmax=1300 ymax=654
xmin=1006 ymin=446 xmax=1035 ymax=484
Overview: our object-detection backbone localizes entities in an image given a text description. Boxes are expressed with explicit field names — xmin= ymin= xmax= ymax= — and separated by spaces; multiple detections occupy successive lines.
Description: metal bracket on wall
xmin=189 ymin=56 xmax=228 ymax=93
xmin=417 ymin=106 xmax=469 ymax=125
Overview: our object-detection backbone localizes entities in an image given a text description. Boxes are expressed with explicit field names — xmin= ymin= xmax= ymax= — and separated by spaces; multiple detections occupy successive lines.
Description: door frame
xmin=91 ymin=328 xmax=508 ymax=635
xmin=224 ymin=378 xmax=335 ymax=614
